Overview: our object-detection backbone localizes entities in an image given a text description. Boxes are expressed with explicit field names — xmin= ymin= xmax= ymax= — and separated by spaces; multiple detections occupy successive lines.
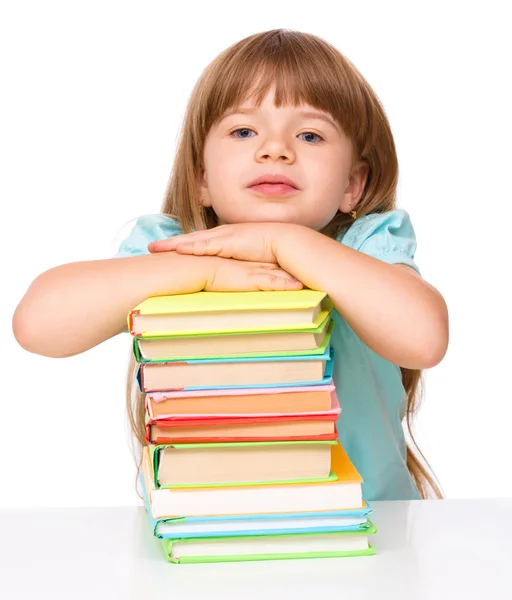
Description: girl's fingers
xmin=175 ymin=237 xmax=223 ymax=256
xmin=255 ymin=269 xmax=303 ymax=290
xmin=148 ymin=232 xmax=206 ymax=252
xmin=148 ymin=239 xmax=178 ymax=252
xmin=264 ymin=274 xmax=303 ymax=290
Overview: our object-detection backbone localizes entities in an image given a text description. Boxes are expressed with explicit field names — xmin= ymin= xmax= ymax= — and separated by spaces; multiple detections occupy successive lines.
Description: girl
xmin=13 ymin=29 xmax=449 ymax=501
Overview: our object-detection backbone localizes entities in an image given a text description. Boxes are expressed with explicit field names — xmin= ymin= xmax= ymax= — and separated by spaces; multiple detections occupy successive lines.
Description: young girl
xmin=13 ymin=29 xmax=448 ymax=501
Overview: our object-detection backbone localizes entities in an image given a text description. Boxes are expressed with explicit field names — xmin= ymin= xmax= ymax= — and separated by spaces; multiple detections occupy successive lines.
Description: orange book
xmin=147 ymin=419 xmax=338 ymax=444
xmin=146 ymin=385 xmax=335 ymax=417
xmin=145 ymin=390 xmax=341 ymax=444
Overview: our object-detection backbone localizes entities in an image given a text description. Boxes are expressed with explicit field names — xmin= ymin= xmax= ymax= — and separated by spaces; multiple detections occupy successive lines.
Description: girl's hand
xmin=204 ymin=256 xmax=302 ymax=292
xmin=148 ymin=223 xmax=284 ymax=264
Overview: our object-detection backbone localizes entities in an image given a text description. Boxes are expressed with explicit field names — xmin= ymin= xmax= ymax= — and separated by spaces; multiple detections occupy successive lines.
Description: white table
xmin=0 ymin=499 xmax=510 ymax=599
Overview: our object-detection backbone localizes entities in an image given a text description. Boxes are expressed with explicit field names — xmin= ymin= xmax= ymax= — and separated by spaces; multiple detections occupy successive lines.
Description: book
xmin=135 ymin=315 xmax=332 ymax=361
xmin=136 ymin=347 xmax=334 ymax=392
xmin=146 ymin=419 xmax=338 ymax=444
xmin=146 ymin=384 xmax=336 ymax=417
xmin=157 ymin=528 xmax=376 ymax=563
xmin=128 ymin=290 xmax=332 ymax=337
xmin=155 ymin=513 xmax=373 ymax=538
xmin=140 ymin=472 xmax=373 ymax=539
xmin=142 ymin=440 xmax=363 ymax=518
xmin=145 ymin=393 xmax=340 ymax=443
xmin=146 ymin=387 xmax=340 ymax=422
xmin=152 ymin=440 xmax=337 ymax=488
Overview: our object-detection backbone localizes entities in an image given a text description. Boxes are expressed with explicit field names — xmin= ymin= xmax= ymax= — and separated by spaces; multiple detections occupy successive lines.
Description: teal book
xmin=140 ymin=469 xmax=373 ymax=540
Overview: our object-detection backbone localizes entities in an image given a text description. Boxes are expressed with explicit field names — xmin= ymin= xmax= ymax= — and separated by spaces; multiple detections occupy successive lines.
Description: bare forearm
xmin=274 ymin=225 xmax=449 ymax=369
xmin=12 ymin=252 xmax=213 ymax=358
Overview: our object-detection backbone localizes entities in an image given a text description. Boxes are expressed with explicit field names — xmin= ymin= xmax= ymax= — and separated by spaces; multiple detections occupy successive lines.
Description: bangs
xmin=196 ymin=30 xmax=368 ymax=146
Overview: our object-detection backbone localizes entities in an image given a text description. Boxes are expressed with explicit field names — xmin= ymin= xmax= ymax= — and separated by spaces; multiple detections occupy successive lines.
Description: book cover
xmin=140 ymin=472 xmax=373 ymax=540
xmin=145 ymin=386 xmax=340 ymax=419
xmin=145 ymin=393 xmax=340 ymax=443
xmin=142 ymin=441 xmax=364 ymax=518
xmin=136 ymin=348 xmax=334 ymax=393
xmin=134 ymin=320 xmax=334 ymax=363
xmin=146 ymin=423 xmax=338 ymax=444
xmin=151 ymin=440 xmax=338 ymax=489
xmin=128 ymin=290 xmax=333 ymax=337
xmin=157 ymin=527 xmax=377 ymax=563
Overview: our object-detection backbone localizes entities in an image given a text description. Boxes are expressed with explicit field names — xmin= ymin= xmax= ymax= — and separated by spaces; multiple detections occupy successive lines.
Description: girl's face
xmin=199 ymin=87 xmax=368 ymax=230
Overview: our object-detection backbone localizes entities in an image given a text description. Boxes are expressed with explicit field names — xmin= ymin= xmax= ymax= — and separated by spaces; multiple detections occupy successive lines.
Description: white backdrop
xmin=2 ymin=1 xmax=511 ymax=507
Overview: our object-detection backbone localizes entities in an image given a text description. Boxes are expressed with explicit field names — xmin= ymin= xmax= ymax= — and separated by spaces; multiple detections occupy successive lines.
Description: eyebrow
xmin=220 ymin=107 xmax=339 ymax=132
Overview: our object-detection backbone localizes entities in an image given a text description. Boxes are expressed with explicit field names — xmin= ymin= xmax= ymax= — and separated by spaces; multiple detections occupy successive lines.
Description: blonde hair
xmin=126 ymin=29 xmax=443 ymax=500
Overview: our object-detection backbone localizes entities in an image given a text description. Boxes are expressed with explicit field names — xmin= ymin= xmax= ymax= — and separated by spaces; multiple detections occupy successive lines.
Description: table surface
xmin=1 ymin=498 xmax=510 ymax=599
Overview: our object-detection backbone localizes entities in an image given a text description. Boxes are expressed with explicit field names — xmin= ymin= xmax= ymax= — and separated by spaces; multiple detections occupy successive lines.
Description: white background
xmin=1 ymin=1 xmax=511 ymax=507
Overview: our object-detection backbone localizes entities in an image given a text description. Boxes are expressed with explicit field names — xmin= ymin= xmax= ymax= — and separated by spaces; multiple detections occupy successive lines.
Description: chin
xmin=237 ymin=204 xmax=303 ymax=225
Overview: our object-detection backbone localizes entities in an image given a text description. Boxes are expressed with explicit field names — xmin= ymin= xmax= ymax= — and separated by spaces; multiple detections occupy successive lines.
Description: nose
xmin=255 ymin=135 xmax=296 ymax=164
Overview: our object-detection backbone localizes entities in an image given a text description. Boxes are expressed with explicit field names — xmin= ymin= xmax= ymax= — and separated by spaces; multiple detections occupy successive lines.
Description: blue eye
xmin=231 ymin=128 xmax=255 ymax=139
xmin=299 ymin=132 xmax=324 ymax=143
xmin=230 ymin=128 xmax=324 ymax=143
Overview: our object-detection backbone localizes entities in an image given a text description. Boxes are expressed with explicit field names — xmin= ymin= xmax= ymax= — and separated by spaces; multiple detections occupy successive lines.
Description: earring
xmin=349 ymin=203 xmax=357 ymax=220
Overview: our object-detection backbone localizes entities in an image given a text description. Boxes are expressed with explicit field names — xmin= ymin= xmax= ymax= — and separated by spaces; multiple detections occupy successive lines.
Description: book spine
xmin=129 ymin=310 xmax=141 ymax=337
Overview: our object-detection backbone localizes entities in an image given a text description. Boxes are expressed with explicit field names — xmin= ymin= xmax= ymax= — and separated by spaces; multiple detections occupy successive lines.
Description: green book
xmin=151 ymin=440 xmax=338 ymax=489
xmin=134 ymin=319 xmax=334 ymax=363
xmin=158 ymin=524 xmax=377 ymax=563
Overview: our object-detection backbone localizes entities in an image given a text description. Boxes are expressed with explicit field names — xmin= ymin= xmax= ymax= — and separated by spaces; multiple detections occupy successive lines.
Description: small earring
xmin=349 ymin=203 xmax=357 ymax=220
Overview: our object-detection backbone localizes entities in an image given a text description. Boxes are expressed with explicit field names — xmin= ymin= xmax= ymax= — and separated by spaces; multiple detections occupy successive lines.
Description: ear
xmin=197 ymin=169 xmax=212 ymax=208
xmin=339 ymin=160 xmax=370 ymax=214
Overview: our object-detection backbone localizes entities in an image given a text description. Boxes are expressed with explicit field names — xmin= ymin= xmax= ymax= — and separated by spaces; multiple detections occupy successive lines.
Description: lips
xmin=248 ymin=174 xmax=300 ymax=189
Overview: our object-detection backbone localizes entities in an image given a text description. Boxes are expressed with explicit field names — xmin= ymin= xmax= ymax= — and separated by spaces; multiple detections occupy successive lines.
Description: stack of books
xmin=128 ymin=290 xmax=376 ymax=564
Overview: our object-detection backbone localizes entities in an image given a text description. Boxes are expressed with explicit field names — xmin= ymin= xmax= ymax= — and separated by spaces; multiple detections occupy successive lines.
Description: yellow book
xmin=143 ymin=441 xmax=364 ymax=519
xmin=128 ymin=290 xmax=332 ymax=337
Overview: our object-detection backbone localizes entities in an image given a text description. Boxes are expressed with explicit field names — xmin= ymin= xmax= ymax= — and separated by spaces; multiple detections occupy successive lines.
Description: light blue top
xmin=114 ymin=209 xmax=422 ymax=501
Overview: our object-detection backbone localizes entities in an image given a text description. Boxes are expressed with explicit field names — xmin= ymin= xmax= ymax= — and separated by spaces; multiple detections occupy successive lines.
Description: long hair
xmin=126 ymin=29 xmax=443 ymax=500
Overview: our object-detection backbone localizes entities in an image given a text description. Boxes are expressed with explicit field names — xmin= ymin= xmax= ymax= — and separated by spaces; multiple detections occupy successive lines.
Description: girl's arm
xmin=12 ymin=252 xmax=214 ymax=358
xmin=12 ymin=252 xmax=300 ymax=358
xmin=273 ymin=224 xmax=449 ymax=370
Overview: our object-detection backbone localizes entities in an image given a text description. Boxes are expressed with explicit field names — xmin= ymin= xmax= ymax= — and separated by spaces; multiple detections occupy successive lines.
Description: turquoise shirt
xmin=115 ymin=209 xmax=422 ymax=501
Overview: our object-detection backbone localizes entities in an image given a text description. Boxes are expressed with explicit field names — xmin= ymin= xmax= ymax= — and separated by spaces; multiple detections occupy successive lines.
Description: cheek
xmin=204 ymin=159 xmax=244 ymax=218
xmin=209 ymin=152 xmax=246 ymax=196
xmin=308 ymin=167 xmax=345 ymax=203
xmin=316 ymin=155 xmax=347 ymax=196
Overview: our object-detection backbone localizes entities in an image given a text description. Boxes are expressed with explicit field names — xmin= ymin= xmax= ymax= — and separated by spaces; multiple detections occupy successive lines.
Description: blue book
xmin=137 ymin=347 xmax=334 ymax=393
xmin=140 ymin=473 xmax=373 ymax=540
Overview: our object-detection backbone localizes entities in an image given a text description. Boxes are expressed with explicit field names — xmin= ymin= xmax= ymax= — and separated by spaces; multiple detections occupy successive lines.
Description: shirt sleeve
xmin=113 ymin=214 xmax=183 ymax=258
xmin=337 ymin=209 xmax=421 ymax=275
